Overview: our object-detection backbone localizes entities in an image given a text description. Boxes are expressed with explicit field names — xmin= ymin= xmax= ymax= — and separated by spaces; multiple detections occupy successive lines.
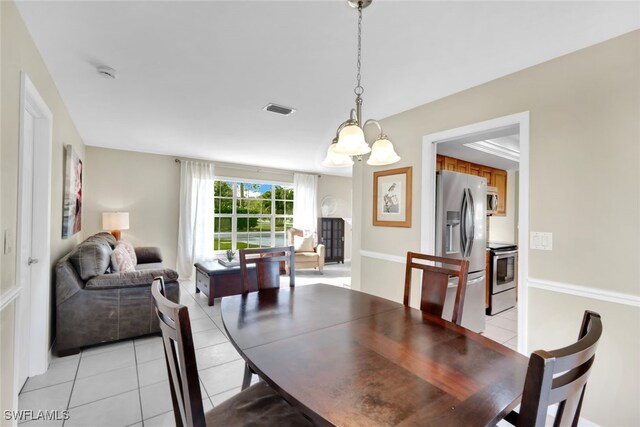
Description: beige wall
xmin=488 ymin=170 xmax=518 ymax=244
xmin=0 ymin=0 xmax=86 ymax=419
xmin=83 ymin=147 xmax=181 ymax=269
xmin=353 ymin=31 xmax=639 ymax=425
xmin=317 ymin=175 xmax=352 ymax=260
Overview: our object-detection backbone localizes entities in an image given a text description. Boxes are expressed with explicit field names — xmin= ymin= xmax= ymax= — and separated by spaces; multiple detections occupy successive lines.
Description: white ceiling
xmin=15 ymin=1 xmax=640 ymax=177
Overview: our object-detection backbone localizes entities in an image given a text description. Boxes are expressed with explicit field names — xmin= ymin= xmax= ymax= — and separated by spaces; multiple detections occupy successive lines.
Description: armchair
xmin=288 ymin=228 xmax=325 ymax=273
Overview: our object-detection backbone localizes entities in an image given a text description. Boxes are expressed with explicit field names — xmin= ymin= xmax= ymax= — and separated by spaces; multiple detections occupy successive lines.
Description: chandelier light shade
xmin=322 ymin=141 xmax=355 ymax=167
xmin=367 ymin=137 xmax=401 ymax=166
xmin=334 ymin=122 xmax=370 ymax=156
xmin=322 ymin=0 xmax=400 ymax=168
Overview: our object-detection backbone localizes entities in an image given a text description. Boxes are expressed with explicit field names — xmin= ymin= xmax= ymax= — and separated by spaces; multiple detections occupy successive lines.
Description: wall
xmin=0 ymin=0 xmax=85 ymax=421
xmin=353 ymin=31 xmax=639 ymax=425
xmin=317 ymin=175 xmax=352 ymax=260
xmin=83 ymin=147 xmax=181 ymax=269
xmin=488 ymin=170 xmax=518 ymax=244
xmin=84 ymin=148 xmax=353 ymax=269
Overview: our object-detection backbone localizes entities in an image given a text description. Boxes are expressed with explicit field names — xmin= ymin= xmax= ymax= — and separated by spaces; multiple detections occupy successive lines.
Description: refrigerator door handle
xmin=466 ymin=189 xmax=475 ymax=257
xmin=466 ymin=276 xmax=484 ymax=286
xmin=460 ymin=191 xmax=468 ymax=257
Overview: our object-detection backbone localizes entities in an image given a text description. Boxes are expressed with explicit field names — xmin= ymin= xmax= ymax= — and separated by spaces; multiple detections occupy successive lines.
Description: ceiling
xmin=15 ymin=1 xmax=640 ymax=177
xmin=437 ymin=125 xmax=520 ymax=171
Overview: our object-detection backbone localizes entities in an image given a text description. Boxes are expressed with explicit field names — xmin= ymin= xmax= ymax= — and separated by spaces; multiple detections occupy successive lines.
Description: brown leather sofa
xmin=55 ymin=232 xmax=179 ymax=356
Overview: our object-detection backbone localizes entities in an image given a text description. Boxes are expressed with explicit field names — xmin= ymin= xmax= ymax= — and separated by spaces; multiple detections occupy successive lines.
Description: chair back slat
xmin=239 ymin=246 xmax=295 ymax=292
xmin=517 ymin=311 xmax=603 ymax=427
xmin=152 ymin=277 xmax=205 ymax=427
xmin=404 ymin=251 xmax=469 ymax=325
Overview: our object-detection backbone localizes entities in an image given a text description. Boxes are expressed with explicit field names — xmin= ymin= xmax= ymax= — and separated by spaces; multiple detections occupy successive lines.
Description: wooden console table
xmin=194 ymin=260 xmax=257 ymax=306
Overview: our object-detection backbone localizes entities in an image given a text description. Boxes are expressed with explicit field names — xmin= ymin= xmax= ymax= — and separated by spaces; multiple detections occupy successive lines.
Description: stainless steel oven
xmin=487 ymin=243 xmax=518 ymax=315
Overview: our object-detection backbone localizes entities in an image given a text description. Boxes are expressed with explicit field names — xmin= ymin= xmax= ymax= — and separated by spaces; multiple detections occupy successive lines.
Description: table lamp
xmin=102 ymin=212 xmax=129 ymax=241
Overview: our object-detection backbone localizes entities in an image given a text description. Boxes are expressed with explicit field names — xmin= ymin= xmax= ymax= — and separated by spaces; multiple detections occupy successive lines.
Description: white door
xmin=17 ymin=110 xmax=36 ymax=390
xmin=14 ymin=73 xmax=53 ymax=394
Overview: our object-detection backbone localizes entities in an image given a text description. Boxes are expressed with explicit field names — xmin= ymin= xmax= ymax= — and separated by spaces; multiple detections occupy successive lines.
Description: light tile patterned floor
xmin=18 ymin=263 xmax=350 ymax=427
xmin=482 ymin=306 xmax=518 ymax=351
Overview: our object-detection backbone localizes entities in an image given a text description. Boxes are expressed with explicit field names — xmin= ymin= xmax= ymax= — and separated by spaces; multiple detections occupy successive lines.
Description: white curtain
xmin=176 ymin=161 xmax=215 ymax=279
xmin=293 ymin=173 xmax=318 ymax=234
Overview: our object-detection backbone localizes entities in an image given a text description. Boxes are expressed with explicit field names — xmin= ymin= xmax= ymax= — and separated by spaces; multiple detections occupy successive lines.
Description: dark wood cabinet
xmin=318 ymin=218 xmax=344 ymax=264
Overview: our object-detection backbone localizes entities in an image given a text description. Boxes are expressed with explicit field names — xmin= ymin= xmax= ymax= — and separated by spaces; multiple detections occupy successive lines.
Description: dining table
xmin=220 ymin=284 xmax=529 ymax=426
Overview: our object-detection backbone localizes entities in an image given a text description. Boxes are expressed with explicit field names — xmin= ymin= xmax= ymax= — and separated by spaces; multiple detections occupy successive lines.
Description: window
xmin=213 ymin=180 xmax=294 ymax=251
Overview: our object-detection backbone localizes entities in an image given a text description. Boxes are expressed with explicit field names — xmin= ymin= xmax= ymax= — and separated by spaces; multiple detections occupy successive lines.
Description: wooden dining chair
xmin=238 ymin=246 xmax=295 ymax=389
xmin=239 ymin=246 xmax=295 ymax=293
xmin=503 ymin=310 xmax=603 ymax=427
xmin=151 ymin=277 xmax=312 ymax=427
xmin=403 ymin=252 xmax=469 ymax=325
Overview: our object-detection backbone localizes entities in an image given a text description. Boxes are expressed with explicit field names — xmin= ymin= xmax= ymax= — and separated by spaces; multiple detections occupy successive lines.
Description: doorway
xmin=15 ymin=72 xmax=53 ymax=391
xmin=420 ymin=112 xmax=529 ymax=353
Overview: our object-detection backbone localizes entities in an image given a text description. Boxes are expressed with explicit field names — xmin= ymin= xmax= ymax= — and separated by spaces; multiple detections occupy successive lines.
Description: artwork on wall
xmin=373 ymin=166 xmax=412 ymax=227
xmin=62 ymin=144 xmax=82 ymax=238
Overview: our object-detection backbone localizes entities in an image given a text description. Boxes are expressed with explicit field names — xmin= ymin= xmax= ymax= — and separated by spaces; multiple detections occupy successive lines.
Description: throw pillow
xmin=293 ymin=234 xmax=314 ymax=252
xmin=111 ymin=243 xmax=136 ymax=273
xmin=69 ymin=242 xmax=112 ymax=281
xmin=119 ymin=240 xmax=137 ymax=266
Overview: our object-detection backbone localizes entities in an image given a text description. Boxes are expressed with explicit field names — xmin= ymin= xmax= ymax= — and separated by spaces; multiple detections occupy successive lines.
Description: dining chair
xmin=151 ymin=277 xmax=313 ymax=427
xmin=403 ymin=252 xmax=470 ymax=325
xmin=238 ymin=246 xmax=295 ymax=389
xmin=239 ymin=246 xmax=295 ymax=292
xmin=503 ymin=310 xmax=603 ymax=427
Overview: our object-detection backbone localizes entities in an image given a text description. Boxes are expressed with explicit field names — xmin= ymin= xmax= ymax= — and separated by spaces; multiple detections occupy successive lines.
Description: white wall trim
xmin=0 ymin=287 xmax=22 ymax=311
xmin=360 ymin=250 xmax=406 ymax=264
xmin=529 ymin=277 xmax=640 ymax=308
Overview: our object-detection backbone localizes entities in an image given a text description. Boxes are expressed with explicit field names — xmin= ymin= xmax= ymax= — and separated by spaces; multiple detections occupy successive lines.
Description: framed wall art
xmin=373 ymin=166 xmax=412 ymax=227
xmin=62 ymin=144 xmax=82 ymax=238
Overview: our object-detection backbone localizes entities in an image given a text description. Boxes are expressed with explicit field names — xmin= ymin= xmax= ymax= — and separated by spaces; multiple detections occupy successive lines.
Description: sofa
xmin=288 ymin=228 xmax=325 ymax=273
xmin=55 ymin=232 xmax=179 ymax=356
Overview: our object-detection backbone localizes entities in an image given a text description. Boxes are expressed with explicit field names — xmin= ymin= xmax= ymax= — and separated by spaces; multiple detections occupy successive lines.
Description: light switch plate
xmin=530 ymin=231 xmax=553 ymax=250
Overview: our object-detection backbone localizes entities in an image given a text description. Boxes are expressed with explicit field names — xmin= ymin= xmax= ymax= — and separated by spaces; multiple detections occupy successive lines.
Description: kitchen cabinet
xmin=435 ymin=154 xmax=508 ymax=216
xmin=492 ymin=170 xmax=507 ymax=216
xmin=318 ymin=217 xmax=345 ymax=264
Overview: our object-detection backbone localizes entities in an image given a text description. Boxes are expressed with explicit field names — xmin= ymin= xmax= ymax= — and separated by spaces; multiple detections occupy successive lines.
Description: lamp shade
xmin=102 ymin=212 xmax=130 ymax=231
xmin=322 ymin=143 xmax=355 ymax=167
xmin=334 ymin=124 xmax=371 ymax=156
xmin=366 ymin=137 xmax=401 ymax=166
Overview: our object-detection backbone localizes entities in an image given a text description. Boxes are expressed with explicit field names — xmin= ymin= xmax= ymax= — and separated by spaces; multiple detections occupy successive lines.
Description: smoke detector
xmin=263 ymin=103 xmax=296 ymax=116
xmin=97 ymin=66 xmax=116 ymax=79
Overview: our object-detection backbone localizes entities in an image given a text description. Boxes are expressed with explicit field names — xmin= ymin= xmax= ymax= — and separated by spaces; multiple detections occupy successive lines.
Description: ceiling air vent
xmin=263 ymin=103 xmax=296 ymax=116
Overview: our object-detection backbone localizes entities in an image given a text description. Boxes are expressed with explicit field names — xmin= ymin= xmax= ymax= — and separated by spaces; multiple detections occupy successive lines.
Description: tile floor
xmin=18 ymin=263 xmax=351 ymax=427
xmin=482 ymin=305 xmax=518 ymax=351
xmin=19 ymin=263 xmax=526 ymax=427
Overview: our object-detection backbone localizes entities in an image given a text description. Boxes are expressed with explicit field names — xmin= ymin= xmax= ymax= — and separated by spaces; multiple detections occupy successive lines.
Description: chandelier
xmin=322 ymin=0 xmax=400 ymax=168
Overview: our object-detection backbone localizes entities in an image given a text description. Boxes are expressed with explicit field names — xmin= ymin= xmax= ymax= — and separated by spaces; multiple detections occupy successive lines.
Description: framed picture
xmin=62 ymin=144 xmax=82 ymax=238
xmin=373 ymin=166 xmax=412 ymax=227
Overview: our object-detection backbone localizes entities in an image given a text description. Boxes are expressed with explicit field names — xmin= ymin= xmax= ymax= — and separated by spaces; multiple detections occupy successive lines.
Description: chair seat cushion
xmin=294 ymin=252 xmax=319 ymax=259
xmin=205 ymin=380 xmax=313 ymax=426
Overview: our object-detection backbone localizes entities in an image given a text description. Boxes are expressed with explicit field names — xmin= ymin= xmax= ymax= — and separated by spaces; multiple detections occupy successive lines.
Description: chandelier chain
xmin=354 ymin=4 xmax=364 ymax=96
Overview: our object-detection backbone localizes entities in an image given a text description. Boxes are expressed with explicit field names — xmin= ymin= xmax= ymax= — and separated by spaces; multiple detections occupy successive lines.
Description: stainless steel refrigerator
xmin=435 ymin=170 xmax=487 ymax=332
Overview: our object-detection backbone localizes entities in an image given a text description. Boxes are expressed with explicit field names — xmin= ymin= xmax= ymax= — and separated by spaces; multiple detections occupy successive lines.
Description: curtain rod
xmin=174 ymin=158 xmax=321 ymax=177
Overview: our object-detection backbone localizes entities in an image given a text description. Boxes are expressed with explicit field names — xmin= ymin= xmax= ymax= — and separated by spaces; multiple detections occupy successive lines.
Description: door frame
xmin=420 ymin=111 xmax=529 ymax=353
xmin=14 ymin=71 xmax=53 ymax=397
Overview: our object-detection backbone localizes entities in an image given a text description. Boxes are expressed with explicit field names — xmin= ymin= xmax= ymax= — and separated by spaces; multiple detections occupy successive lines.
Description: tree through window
xmin=213 ymin=180 xmax=293 ymax=251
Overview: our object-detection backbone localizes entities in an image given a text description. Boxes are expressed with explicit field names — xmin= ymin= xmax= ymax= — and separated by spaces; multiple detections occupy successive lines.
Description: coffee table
xmin=194 ymin=260 xmax=257 ymax=306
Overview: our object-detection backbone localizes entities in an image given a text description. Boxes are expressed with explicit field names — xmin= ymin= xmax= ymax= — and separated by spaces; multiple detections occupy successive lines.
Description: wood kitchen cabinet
xmin=492 ymin=169 xmax=507 ymax=215
xmin=435 ymin=154 xmax=508 ymax=216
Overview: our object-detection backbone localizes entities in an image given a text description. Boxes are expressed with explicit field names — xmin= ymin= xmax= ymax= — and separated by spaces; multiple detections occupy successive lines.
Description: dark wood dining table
xmin=221 ymin=284 xmax=528 ymax=426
